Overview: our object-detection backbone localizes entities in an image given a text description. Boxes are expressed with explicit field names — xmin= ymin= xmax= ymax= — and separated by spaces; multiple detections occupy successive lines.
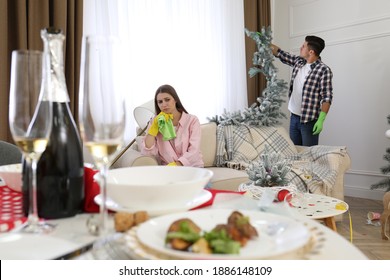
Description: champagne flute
xmin=301 ymin=162 xmax=318 ymax=208
xmin=8 ymin=50 xmax=53 ymax=233
xmin=302 ymin=162 xmax=313 ymax=195
xmin=79 ymin=35 xmax=126 ymax=237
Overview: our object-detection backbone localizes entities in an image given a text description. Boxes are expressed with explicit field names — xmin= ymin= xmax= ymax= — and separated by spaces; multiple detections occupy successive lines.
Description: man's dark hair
xmin=305 ymin=35 xmax=325 ymax=56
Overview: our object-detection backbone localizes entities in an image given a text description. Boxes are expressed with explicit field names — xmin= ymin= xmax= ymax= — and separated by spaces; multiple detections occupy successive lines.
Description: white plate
xmin=0 ymin=233 xmax=81 ymax=260
xmin=0 ymin=163 xmax=22 ymax=192
xmin=136 ymin=209 xmax=311 ymax=259
xmin=94 ymin=189 xmax=212 ymax=217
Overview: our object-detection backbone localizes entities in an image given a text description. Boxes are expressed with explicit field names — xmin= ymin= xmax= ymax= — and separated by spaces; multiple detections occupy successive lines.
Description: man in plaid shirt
xmin=271 ymin=36 xmax=333 ymax=146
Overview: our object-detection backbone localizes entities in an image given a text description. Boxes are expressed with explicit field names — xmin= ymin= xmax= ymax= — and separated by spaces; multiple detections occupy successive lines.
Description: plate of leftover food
xmin=136 ymin=208 xmax=311 ymax=259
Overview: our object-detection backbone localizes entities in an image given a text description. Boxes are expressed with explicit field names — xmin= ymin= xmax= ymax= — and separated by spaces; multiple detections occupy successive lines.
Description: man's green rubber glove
xmin=313 ymin=111 xmax=327 ymax=135
xmin=148 ymin=112 xmax=164 ymax=136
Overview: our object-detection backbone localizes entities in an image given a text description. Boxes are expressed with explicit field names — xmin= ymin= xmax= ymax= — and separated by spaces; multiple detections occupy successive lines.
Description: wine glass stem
xmin=26 ymin=157 xmax=40 ymax=226
xmin=99 ymin=163 xmax=109 ymax=237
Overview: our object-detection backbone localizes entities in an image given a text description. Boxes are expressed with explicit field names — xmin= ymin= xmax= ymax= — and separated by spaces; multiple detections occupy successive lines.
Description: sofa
xmin=111 ymin=122 xmax=351 ymax=202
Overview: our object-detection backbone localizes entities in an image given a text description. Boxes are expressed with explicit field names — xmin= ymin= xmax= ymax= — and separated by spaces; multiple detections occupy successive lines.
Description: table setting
xmin=76 ymin=185 xmax=366 ymax=260
xmin=0 ymin=166 xmax=367 ymax=260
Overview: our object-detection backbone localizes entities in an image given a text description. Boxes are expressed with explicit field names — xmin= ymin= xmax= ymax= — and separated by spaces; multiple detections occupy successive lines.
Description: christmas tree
xmin=209 ymin=26 xmax=288 ymax=126
xmin=371 ymin=114 xmax=390 ymax=192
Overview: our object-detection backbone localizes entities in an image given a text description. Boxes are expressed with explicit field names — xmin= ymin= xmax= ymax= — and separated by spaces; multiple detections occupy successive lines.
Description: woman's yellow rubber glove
xmin=148 ymin=112 xmax=165 ymax=136
xmin=167 ymin=162 xmax=177 ymax=166
xmin=313 ymin=111 xmax=327 ymax=135
xmin=161 ymin=112 xmax=173 ymax=121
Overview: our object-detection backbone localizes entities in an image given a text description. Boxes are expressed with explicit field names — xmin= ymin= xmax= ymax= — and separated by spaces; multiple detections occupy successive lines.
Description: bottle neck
xmin=41 ymin=28 xmax=70 ymax=103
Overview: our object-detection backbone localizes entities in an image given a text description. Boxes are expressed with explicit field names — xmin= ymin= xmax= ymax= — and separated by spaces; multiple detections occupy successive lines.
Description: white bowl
xmin=100 ymin=166 xmax=213 ymax=210
xmin=0 ymin=163 xmax=22 ymax=192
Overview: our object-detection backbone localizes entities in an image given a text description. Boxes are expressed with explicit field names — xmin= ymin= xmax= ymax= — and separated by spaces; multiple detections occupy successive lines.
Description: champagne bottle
xmin=23 ymin=27 xmax=84 ymax=219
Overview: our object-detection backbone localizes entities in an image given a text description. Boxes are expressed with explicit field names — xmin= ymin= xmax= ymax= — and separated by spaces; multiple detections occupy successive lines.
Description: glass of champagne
xmin=8 ymin=50 xmax=53 ymax=233
xmin=79 ymin=35 xmax=126 ymax=237
xmin=300 ymin=161 xmax=311 ymax=191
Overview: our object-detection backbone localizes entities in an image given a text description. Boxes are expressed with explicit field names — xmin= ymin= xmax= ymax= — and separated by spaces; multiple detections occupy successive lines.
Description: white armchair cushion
xmin=200 ymin=122 xmax=217 ymax=167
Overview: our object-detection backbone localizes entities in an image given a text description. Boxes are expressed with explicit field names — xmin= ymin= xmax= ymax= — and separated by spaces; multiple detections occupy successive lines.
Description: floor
xmin=335 ymin=196 xmax=390 ymax=260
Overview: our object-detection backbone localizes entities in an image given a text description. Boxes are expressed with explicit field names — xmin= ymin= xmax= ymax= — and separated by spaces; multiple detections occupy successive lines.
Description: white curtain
xmin=83 ymin=0 xmax=248 ymax=141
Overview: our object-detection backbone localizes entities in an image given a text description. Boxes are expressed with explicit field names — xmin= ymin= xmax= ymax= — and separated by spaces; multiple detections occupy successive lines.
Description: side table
xmin=239 ymin=183 xmax=348 ymax=232
xmin=290 ymin=193 xmax=348 ymax=232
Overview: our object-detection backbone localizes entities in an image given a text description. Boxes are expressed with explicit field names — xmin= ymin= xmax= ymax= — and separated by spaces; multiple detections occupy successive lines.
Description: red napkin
xmin=190 ymin=189 xmax=246 ymax=210
xmin=0 ymin=185 xmax=27 ymax=232
xmin=83 ymin=166 xmax=100 ymax=213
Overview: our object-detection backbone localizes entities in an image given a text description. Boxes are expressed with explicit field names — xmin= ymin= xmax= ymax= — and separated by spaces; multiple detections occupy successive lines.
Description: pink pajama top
xmin=140 ymin=112 xmax=204 ymax=167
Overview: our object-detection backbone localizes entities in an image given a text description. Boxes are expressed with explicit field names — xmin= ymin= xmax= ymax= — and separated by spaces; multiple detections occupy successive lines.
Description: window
xmin=83 ymin=0 xmax=247 ymax=140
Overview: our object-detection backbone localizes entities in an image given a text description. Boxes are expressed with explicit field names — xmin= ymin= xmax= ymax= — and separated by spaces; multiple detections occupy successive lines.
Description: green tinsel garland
xmin=209 ymin=26 xmax=288 ymax=127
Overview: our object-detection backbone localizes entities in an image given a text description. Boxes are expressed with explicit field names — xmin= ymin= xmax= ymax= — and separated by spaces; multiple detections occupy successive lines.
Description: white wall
xmin=271 ymin=0 xmax=390 ymax=200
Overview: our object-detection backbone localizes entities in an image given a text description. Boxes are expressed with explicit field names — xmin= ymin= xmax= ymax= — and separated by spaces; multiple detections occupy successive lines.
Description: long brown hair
xmin=154 ymin=84 xmax=188 ymax=114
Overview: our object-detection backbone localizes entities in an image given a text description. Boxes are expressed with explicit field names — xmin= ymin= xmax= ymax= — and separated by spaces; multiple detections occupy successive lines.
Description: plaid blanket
xmin=286 ymin=145 xmax=347 ymax=195
xmin=215 ymin=124 xmax=297 ymax=168
xmin=215 ymin=124 xmax=348 ymax=196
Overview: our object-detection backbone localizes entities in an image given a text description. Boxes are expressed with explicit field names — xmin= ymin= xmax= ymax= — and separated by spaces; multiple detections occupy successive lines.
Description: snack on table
xmin=114 ymin=211 xmax=149 ymax=232
xmin=134 ymin=211 xmax=149 ymax=225
xmin=165 ymin=210 xmax=258 ymax=254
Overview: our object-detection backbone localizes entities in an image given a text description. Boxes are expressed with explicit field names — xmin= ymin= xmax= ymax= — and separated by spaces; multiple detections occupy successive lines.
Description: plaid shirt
xmin=277 ymin=49 xmax=333 ymax=123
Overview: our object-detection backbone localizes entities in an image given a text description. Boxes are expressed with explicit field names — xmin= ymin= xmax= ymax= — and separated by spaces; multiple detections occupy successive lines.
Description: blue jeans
xmin=289 ymin=113 xmax=319 ymax=146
